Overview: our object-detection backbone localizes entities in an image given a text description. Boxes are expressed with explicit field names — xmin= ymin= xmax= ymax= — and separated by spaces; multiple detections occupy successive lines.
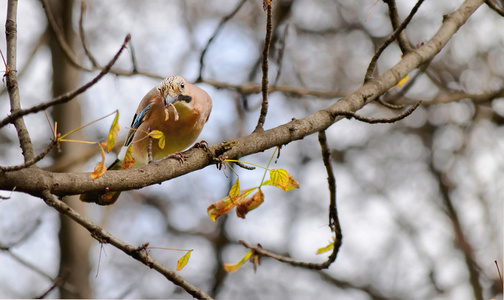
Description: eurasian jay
xmin=80 ymin=75 xmax=212 ymax=205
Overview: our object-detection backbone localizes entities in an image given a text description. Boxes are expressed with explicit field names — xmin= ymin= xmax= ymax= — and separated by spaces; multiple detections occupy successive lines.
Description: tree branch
xmin=0 ymin=0 xmax=485 ymax=199
xmin=254 ymin=1 xmax=273 ymax=132
xmin=197 ymin=0 xmax=247 ymax=81
xmin=0 ymin=140 xmax=56 ymax=172
xmin=78 ymin=1 xmax=98 ymax=67
xmin=0 ymin=34 xmax=130 ymax=129
xmin=485 ymin=0 xmax=504 ymax=16
xmin=364 ymin=0 xmax=425 ymax=83
xmin=40 ymin=189 xmax=213 ymax=300
xmin=6 ymin=0 xmax=36 ymax=162
xmin=383 ymin=0 xmax=414 ymax=53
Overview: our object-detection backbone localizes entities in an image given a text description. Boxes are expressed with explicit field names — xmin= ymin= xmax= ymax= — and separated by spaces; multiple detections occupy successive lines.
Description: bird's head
xmin=158 ymin=75 xmax=193 ymax=106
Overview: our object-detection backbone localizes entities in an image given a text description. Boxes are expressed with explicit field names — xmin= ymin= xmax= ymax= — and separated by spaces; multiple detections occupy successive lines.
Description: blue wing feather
xmin=124 ymin=103 xmax=152 ymax=146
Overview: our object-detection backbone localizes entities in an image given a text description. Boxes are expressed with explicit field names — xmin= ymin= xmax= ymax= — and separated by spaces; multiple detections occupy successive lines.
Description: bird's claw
xmin=167 ymin=152 xmax=187 ymax=163
xmin=193 ymin=140 xmax=209 ymax=151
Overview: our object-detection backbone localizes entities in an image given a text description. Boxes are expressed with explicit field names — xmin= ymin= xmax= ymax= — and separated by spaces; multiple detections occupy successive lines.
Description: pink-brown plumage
xmin=80 ymin=75 xmax=212 ymax=205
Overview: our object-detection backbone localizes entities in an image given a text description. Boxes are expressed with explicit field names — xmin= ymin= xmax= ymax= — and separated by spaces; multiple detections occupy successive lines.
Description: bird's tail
xmin=79 ymin=159 xmax=122 ymax=205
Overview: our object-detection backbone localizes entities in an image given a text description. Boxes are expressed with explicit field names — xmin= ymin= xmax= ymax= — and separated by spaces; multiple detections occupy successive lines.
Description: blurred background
xmin=0 ymin=0 xmax=502 ymax=299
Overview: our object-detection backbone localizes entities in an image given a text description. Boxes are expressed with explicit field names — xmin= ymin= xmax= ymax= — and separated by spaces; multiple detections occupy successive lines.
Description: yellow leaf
xmin=105 ymin=112 xmax=120 ymax=153
xmin=176 ymin=250 xmax=192 ymax=271
xmin=267 ymin=169 xmax=299 ymax=191
xmin=236 ymin=189 xmax=264 ymax=219
xmin=122 ymin=144 xmax=135 ymax=170
xmin=223 ymin=251 xmax=252 ymax=273
xmin=396 ymin=74 xmax=408 ymax=87
xmin=229 ymin=178 xmax=240 ymax=198
xmin=316 ymin=242 xmax=334 ymax=254
xmin=149 ymin=130 xmax=166 ymax=149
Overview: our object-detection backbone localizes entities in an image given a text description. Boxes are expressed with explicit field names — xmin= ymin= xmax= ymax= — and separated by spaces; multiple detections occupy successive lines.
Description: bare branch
xmin=364 ymin=0 xmax=425 ymax=83
xmin=6 ymin=0 xmax=36 ymax=162
xmin=0 ymin=34 xmax=130 ymax=129
xmin=485 ymin=0 xmax=504 ymax=16
xmin=254 ymin=1 xmax=273 ymax=132
xmin=383 ymin=0 xmax=414 ymax=53
xmin=198 ymin=0 xmax=247 ymax=81
xmin=40 ymin=0 xmax=90 ymax=71
xmin=0 ymin=0 xmax=485 ymax=201
xmin=334 ymin=101 xmax=422 ymax=124
xmin=36 ymin=273 xmax=70 ymax=299
xmin=40 ymin=189 xmax=213 ymax=300
xmin=0 ymin=140 xmax=57 ymax=172
xmin=202 ymin=79 xmax=346 ymax=98
xmin=78 ymin=1 xmax=98 ymax=67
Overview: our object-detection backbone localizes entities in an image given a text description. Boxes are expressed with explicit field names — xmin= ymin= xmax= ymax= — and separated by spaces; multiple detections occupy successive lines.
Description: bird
xmin=80 ymin=75 xmax=212 ymax=205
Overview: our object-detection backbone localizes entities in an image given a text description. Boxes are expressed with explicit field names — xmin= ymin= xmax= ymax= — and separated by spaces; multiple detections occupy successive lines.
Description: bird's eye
xmin=180 ymin=82 xmax=185 ymax=89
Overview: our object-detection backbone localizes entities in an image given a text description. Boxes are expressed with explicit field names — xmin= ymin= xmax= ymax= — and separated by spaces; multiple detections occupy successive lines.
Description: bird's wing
xmin=124 ymin=102 xmax=152 ymax=147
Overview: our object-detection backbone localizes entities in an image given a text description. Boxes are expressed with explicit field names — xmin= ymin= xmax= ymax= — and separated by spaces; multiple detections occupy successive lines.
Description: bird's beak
xmin=164 ymin=95 xmax=192 ymax=106
xmin=164 ymin=95 xmax=178 ymax=106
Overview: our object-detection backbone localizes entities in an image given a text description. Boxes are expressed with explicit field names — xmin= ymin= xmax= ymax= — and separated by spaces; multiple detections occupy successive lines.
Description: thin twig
xmin=197 ymin=0 xmax=247 ymax=81
xmin=376 ymin=96 xmax=405 ymax=110
xmin=364 ymin=0 xmax=425 ymax=83
xmin=383 ymin=0 xmax=414 ymax=53
xmin=0 ymin=140 xmax=57 ymax=172
xmin=203 ymin=79 xmax=346 ymax=98
xmin=334 ymin=100 xmax=422 ymax=124
xmin=78 ymin=1 xmax=98 ymax=67
xmin=273 ymin=24 xmax=289 ymax=85
xmin=36 ymin=273 xmax=70 ymax=299
xmin=485 ymin=0 xmax=504 ymax=16
xmin=40 ymin=0 xmax=90 ymax=71
xmin=495 ymin=260 xmax=503 ymax=289
xmin=318 ymin=130 xmax=342 ymax=261
xmin=0 ymin=34 xmax=131 ymax=129
xmin=254 ymin=1 xmax=273 ymax=132
xmin=238 ymin=132 xmax=343 ymax=270
xmin=147 ymin=134 xmax=153 ymax=164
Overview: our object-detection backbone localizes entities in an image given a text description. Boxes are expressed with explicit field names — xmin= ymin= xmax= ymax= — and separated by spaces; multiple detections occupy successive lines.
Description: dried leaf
xmin=104 ymin=112 xmax=120 ymax=152
xmin=223 ymin=251 xmax=252 ymax=273
xmin=122 ymin=144 xmax=135 ymax=170
xmin=149 ymin=130 xmax=166 ymax=149
xmin=90 ymin=162 xmax=107 ymax=180
xmin=236 ymin=189 xmax=264 ymax=219
xmin=208 ymin=187 xmax=256 ymax=222
xmin=266 ymin=169 xmax=299 ymax=191
xmin=207 ymin=196 xmax=236 ymax=222
xmin=176 ymin=250 xmax=192 ymax=271
xmin=90 ymin=143 xmax=107 ymax=179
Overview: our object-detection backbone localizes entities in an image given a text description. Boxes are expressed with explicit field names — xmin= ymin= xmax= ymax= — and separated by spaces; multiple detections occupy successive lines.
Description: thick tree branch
xmin=0 ymin=0 xmax=485 ymax=199
xmin=39 ymin=189 xmax=213 ymax=300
